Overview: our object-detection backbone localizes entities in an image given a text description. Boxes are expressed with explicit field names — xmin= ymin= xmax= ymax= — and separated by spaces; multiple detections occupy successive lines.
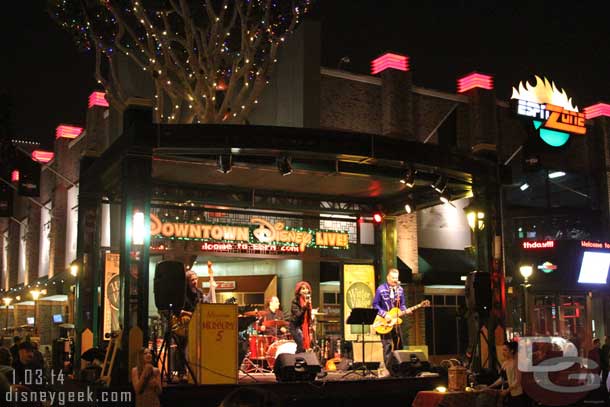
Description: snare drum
xmin=248 ymin=335 xmax=274 ymax=359
xmin=265 ymin=339 xmax=297 ymax=368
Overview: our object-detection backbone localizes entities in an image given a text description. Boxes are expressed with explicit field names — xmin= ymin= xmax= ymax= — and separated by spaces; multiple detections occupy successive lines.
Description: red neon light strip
xmin=88 ymin=91 xmax=109 ymax=108
xmin=371 ymin=53 xmax=409 ymax=74
xmin=11 ymin=170 xmax=19 ymax=182
xmin=457 ymin=73 xmax=494 ymax=93
xmin=31 ymin=150 xmax=55 ymax=164
xmin=55 ymin=125 xmax=83 ymax=139
xmin=583 ymin=103 xmax=610 ymax=119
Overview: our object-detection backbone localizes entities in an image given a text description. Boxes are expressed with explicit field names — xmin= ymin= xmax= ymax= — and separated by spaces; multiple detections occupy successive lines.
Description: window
xmin=66 ymin=184 xmax=79 ymax=268
xmin=38 ymin=203 xmax=52 ymax=277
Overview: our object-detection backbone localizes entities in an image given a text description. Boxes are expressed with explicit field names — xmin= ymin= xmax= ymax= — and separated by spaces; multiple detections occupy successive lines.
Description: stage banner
xmin=188 ymin=303 xmax=238 ymax=384
xmin=343 ymin=264 xmax=377 ymax=342
xmin=103 ymin=252 xmax=121 ymax=339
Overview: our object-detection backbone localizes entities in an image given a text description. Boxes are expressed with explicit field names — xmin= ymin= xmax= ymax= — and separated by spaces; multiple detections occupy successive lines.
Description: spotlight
xmin=277 ymin=156 xmax=292 ymax=176
xmin=404 ymin=195 xmax=415 ymax=214
xmin=548 ymin=171 xmax=565 ymax=179
xmin=440 ymin=191 xmax=451 ymax=204
xmin=217 ymin=154 xmax=232 ymax=174
xmin=400 ymin=167 xmax=415 ymax=188
xmin=520 ymin=183 xmax=529 ymax=191
xmin=373 ymin=212 xmax=383 ymax=223
xmin=431 ymin=176 xmax=447 ymax=193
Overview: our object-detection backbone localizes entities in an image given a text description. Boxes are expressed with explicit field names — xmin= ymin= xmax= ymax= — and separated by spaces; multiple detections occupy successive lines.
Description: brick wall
xmin=319 ymin=74 xmax=381 ymax=134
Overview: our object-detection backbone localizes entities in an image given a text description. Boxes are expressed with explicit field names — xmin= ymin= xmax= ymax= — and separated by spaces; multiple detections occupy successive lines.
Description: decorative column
xmin=372 ymin=53 xmax=414 ymax=141
xmin=118 ymin=108 xmax=153 ymax=384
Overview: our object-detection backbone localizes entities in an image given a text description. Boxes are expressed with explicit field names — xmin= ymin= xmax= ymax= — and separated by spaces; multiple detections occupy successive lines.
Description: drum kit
xmin=239 ymin=309 xmax=334 ymax=373
xmin=239 ymin=311 xmax=295 ymax=373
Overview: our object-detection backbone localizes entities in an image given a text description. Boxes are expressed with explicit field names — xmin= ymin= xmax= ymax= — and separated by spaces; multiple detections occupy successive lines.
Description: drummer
xmin=258 ymin=296 xmax=288 ymax=337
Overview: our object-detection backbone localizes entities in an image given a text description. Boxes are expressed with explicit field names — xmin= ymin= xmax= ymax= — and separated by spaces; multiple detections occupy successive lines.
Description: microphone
xmin=305 ymin=294 xmax=311 ymax=301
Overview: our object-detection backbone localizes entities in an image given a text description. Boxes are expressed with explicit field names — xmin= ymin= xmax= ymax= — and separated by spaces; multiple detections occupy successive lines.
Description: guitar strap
xmin=394 ymin=285 xmax=402 ymax=349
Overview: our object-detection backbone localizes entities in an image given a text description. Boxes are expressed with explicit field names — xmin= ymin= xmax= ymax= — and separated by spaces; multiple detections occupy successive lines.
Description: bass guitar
xmin=372 ymin=300 xmax=430 ymax=335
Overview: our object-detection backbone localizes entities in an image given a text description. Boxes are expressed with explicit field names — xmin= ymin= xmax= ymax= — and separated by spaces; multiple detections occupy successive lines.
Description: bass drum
xmin=265 ymin=340 xmax=297 ymax=369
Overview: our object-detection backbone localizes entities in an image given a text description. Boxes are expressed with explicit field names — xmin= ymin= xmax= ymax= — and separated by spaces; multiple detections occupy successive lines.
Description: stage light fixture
xmin=431 ymin=176 xmax=447 ymax=193
xmin=217 ymin=154 xmax=232 ymax=174
xmin=373 ymin=212 xmax=383 ymax=223
xmin=440 ymin=191 xmax=451 ymax=204
xmin=404 ymin=196 xmax=415 ymax=214
xmin=400 ymin=167 xmax=415 ymax=188
xmin=548 ymin=171 xmax=565 ymax=179
xmin=520 ymin=183 xmax=530 ymax=191
xmin=277 ymin=156 xmax=292 ymax=176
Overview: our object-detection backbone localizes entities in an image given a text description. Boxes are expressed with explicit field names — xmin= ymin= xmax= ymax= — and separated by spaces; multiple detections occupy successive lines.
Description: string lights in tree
xmin=48 ymin=0 xmax=312 ymax=124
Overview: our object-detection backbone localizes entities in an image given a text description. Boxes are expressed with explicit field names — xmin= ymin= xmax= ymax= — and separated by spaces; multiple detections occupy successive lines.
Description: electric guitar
xmin=372 ymin=300 xmax=430 ymax=335
xmin=171 ymin=261 xmax=216 ymax=336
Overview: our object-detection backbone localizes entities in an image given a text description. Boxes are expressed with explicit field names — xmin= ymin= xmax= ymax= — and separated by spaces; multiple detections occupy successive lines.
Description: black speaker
xmin=273 ymin=352 xmax=321 ymax=382
xmin=154 ymin=260 xmax=186 ymax=310
xmin=465 ymin=271 xmax=491 ymax=320
xmin=389 ymin=350 xmax=431 ymax=377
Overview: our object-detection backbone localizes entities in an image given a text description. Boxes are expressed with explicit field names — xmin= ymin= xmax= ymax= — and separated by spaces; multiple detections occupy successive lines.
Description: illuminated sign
xmin=55 ymin=125 xmax=84 ymax=140
xmin=511 ymin=76 xmax=586 ymax=147
xmin=150 ymin=214 xmax=349 ymax=252
xmin=522 ymin=240 xmax=555 ymax=249
xmin=537 ymin=261 xmax=557 ymax=274
xmin=88 ymin=91 xmax=109 ymax=108
xmin=371 ymin=53 xmax=409 ymax=75
xmin=31 ymin=150 xmax=54 ymax=164
xmin=580 ymin=240 xmax=610 ymax=249
xmin=457 ymin=72 xmax=494 ymax=93
xmin=203 ymin=280 xmax=236 ymax=290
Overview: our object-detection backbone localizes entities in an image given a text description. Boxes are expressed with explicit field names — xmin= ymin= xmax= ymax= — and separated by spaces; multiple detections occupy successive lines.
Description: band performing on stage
xmin=161 ymin=264 xmax=430 ymax=378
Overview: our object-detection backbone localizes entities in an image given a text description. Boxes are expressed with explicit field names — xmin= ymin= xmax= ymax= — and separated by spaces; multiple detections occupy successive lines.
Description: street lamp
xmin=30 ymin=289 xmax=41 ymax=336
xmin=2 ymin=297 xmax=12 ymax=335
xmin=466 ymin=203 xmax=485 ymax=231
xmin=70 ymin=261 xmax=79 ymax=277
xmin=519 ymin=265 xmax=534 ymax=335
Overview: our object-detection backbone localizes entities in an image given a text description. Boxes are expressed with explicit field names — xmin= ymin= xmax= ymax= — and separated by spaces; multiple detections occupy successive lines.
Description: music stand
xmin=343 ymin=308 xmax=378 ymax=378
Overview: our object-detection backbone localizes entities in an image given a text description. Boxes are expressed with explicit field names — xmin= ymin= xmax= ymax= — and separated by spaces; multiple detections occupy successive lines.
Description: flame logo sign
xmin=511 ymin=75 xmax=578 ymax=112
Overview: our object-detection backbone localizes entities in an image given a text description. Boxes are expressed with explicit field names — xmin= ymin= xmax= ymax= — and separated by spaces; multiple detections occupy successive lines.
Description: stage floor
xmin=161 ymin=372 xmax=445 ymax=407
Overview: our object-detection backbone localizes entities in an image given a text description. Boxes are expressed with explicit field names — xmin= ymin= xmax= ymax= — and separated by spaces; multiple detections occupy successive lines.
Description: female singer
xmin=289 ymin=281 xmax=313 ymax=353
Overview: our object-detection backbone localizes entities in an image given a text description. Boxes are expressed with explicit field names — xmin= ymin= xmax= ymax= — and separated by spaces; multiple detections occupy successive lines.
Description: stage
xmin=160 ymin=372 xmax=445 ymax=406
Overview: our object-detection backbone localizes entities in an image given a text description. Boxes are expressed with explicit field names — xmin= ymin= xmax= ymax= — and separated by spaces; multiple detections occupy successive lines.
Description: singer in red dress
xmin=289 ymin=281 xmax=313 ymax=353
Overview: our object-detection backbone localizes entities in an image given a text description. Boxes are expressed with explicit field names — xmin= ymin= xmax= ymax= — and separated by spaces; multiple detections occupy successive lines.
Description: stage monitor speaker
xmin=389 ymin=350 xmax=431 ymax=377
xmin=465 ymin=271 xmax=491 ymax=319
xmin=274 ymin=352 xmax=321 ymax=382
xmin=154 ymin=260 xmax=186 ymax=311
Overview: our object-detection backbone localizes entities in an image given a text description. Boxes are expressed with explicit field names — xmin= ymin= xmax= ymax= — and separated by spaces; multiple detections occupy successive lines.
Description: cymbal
xmin=263 ymin=320 xmax=289 ymax=328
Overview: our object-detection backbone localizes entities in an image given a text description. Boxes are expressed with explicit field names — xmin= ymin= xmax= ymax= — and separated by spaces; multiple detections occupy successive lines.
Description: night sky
xmin=4 ymin=1 xmax=610 ymax=149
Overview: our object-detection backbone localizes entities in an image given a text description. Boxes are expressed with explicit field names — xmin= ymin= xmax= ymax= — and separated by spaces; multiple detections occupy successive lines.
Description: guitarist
xmin=373 ymin=268 xmax=411 ymax=374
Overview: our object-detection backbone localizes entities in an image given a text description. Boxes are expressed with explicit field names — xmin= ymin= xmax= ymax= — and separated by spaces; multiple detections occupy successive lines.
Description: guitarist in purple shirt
xmin=373 ymin=268 xmax=410 ymax=372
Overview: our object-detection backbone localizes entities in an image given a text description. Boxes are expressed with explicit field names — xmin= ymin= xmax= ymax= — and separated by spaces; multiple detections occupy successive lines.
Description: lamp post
xmin=2 ymin=297 xmax=12 ymax=336
xmin=30 ymin=289 xmax=41 ymax=336
xmin=519 ymin=265 xmax=533 ymax=335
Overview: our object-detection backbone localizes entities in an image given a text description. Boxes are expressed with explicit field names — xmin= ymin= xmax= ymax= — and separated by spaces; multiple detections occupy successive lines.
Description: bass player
xmin=372 ymin=268 xmax=410 ymax=373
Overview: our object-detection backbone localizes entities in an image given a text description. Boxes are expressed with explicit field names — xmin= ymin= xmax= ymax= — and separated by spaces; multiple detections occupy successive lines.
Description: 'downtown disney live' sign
xmin=150 ymin=214 xmax=349 ymax=252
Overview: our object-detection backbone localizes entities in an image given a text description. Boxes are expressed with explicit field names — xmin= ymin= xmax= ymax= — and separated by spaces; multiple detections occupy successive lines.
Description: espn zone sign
xmin=516 ymin=100 xmax=585 ymax=135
